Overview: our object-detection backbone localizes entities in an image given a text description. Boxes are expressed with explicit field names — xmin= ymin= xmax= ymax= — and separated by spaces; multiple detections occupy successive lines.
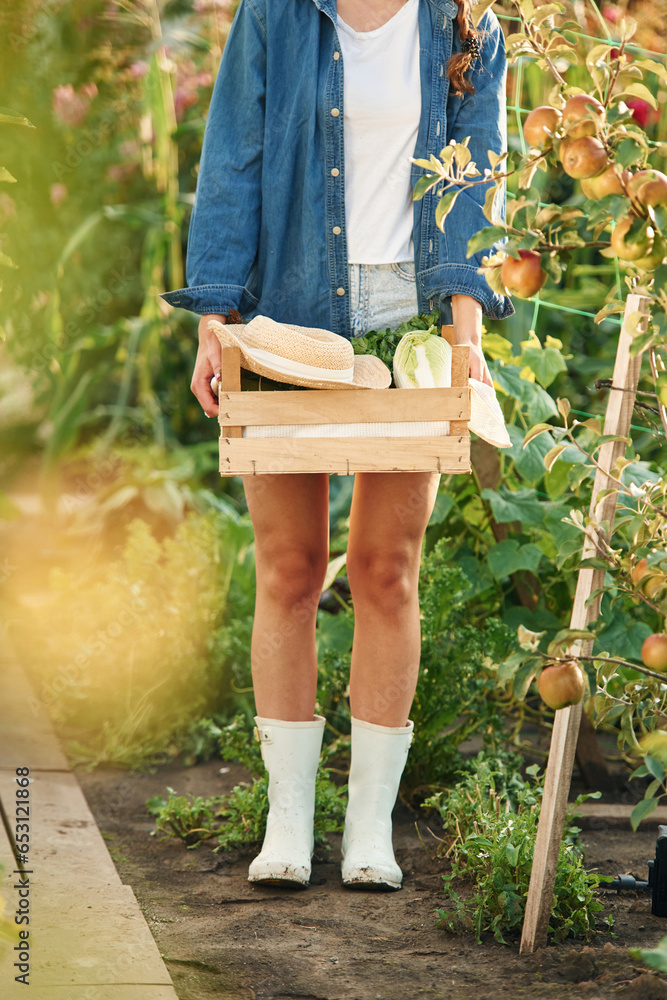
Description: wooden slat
xmin=219 ymin=386 xmax=470 ymax=425
xmin=520 ymin=293 xmax=650 ymax=955
xmin=220 ymin=436 xmax=471 ymax=476
xmin=220 ymin=344 xmax=242 ymax=438
xmin=575 ymin=802 xmax=667 ymax=828
xmin=449 ymin=344 xmax=470 ymax=436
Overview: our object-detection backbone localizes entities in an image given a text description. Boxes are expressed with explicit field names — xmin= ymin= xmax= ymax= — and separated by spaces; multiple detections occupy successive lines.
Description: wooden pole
xmin=519 ymin=292 xmax=650 ymax=955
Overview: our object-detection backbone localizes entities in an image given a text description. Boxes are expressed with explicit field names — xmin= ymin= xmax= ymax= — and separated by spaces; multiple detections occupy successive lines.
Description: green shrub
xmin=425 ymin=753 xmax=610 ymax=944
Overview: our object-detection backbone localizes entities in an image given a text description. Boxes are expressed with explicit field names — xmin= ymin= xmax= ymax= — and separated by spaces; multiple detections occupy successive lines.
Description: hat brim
xmin=469 ymin=379 xmax=512 ymax=448
xmin=209 ymin=320 xmax=391 ymax=390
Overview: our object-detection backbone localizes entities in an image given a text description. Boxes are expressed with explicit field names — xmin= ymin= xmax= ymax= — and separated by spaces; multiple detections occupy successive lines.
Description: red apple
xmin=627 ymin=170 xmax=667 ymax=209
xmin=500 ymin=250 xmax=548 ymax=299
xmin=642 ymin=634 xmax=667 ymax=672
xmin=580 ymin=164 xmax=630 ymax=200
xmin=633 ymin=234 xmax=667 ymax=270
xmin=610 ymin=214 xmax=654 ymax=261
xmin=523 ymin=106 xmax=562 ymax=149
xmin=632 ymin=558 xmax=649 ymax=585
xmin=538 ymin=661 xmax=586 ymax=710
xmin=560 ymin=136 xmax=609 ymax=179
xmin=562 ymin=94 xmax=605 ymax=138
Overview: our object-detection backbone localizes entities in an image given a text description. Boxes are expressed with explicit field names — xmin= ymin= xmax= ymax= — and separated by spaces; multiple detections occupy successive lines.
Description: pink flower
xmin=50 ymin=183 xmax=68 ymax=206
xmin=602 ymin=5 xmax=621 ymax=22
xmin=130 ymin=61 xmax=149 ymax=78
xmin=52 ymin=82 xmax=96 ymax=127
xmin=173 ymin=65 xmax=213 ymax=120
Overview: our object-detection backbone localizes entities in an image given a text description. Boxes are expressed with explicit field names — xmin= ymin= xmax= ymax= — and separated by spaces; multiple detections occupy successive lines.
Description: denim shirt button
xmin=331 ymin=107 xmax=340 ymax=117
xmin=336 ymin=287 xmax=345 ymax=296
xmin=333 ymin=226 xmax=341 ymax=235
xmin=333 ymin=51 xmax=340 ymax=60
xmin=331 ymin=168 xmax=340 ymax=177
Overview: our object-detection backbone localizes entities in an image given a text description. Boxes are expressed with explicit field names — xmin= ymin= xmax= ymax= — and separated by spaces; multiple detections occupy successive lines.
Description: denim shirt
xmin=160 ymin=0 xmax=515 ymax=335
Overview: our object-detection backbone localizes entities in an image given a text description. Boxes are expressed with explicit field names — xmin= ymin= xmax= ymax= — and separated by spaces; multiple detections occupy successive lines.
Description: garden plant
xmin=1 ymin=0 xmax=667 ymax=964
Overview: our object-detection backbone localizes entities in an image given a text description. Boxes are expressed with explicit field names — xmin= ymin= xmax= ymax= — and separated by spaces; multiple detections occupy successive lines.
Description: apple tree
xmin=413 ymin=0 xmax=667 ymax=826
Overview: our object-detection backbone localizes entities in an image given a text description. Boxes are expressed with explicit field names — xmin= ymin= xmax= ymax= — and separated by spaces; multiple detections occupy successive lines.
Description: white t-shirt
xmin=336 ymin=0 xmax=421 ymax=265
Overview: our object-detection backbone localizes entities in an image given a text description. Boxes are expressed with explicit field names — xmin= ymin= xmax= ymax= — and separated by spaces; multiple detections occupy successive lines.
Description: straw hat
xmin=208 ymin=316 xmax=391 ymax=390
xmin=469 ymin=379 xmax=511 ymax=448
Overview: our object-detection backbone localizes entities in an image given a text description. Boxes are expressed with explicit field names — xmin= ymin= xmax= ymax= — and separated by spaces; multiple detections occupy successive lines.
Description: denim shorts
xmin=348 ymin=261 xmax=419 ymax=338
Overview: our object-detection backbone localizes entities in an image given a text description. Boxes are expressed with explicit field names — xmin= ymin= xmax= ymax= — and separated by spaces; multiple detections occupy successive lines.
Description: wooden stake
xmin=519 ymin=293 xmax=650 ymax=955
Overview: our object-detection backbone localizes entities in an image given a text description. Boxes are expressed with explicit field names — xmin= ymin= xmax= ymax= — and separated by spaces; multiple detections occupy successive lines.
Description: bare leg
xmin=242 ymin=473 xmax=330 ymax=721
xmin=346 ymin=472 xmax=440 ymax=727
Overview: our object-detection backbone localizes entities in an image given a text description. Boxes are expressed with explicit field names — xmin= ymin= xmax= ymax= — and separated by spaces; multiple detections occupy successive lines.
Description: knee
xmin=347 ymin=549 xmax=417 ymax=615
xmin=258 ymin=546 xmax=328 ymax=616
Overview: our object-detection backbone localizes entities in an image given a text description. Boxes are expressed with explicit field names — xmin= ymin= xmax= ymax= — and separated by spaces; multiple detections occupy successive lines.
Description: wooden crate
xmin=217 ymin=332 xmax=471 ymax=476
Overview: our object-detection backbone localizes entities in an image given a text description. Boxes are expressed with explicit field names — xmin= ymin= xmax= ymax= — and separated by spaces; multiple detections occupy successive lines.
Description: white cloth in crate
xmin=241 ymin=380 xmax=510 ymax=447
xmin=243 ymin=419 xmax=449 ymax=438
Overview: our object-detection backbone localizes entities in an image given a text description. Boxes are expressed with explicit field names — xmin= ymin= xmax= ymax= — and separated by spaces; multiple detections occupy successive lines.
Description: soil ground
xmin=77 ymin=757 xmax=667 ymax=1000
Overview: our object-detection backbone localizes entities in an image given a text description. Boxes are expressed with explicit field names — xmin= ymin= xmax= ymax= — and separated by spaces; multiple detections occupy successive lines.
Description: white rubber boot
xmin=341 ymin=716 xmax=414 ymax=891
xmin=247 ymin=715 xmax=325 ymax=887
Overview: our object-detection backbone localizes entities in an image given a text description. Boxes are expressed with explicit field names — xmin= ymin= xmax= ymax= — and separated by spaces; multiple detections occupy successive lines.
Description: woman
xmin=162 ymin=0 xmax=514 ymax=891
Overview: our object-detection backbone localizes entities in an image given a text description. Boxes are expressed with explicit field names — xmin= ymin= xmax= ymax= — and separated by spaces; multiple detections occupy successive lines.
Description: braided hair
xmin=447 ymin=0 xmax=481 ymax=96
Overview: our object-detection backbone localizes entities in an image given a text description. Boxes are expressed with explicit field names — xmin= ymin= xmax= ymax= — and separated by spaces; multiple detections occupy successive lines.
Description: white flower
xmin=628 ymin=482 xmax=647 ymax=499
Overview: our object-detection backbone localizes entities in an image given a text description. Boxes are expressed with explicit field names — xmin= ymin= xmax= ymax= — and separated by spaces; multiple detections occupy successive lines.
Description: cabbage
xmin=392 ymin=330 xmax=452 ymax=389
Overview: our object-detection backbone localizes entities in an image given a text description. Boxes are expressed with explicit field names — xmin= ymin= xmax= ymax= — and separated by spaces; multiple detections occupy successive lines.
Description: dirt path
xmin=77 ymin=757 xmax=667 ymax=1000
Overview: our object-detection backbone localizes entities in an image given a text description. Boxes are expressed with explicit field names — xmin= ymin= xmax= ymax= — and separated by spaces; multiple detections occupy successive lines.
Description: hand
xmin=451 ymin=294 xmax=493 ymax=387
xmin=466 ymin=342 xmax=493 ymax=387
xmin=192 ymin=314 xmax=225 ymax=417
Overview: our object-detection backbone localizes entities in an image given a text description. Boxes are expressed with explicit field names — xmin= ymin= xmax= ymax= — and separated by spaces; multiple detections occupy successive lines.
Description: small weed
xmin=146 ymin=717 xmax=346 ymax=851
xmin=424 ymin=752 xmax=610 ymax=944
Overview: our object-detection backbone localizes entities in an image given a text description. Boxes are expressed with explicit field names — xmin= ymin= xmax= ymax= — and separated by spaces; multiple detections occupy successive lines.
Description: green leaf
xmin=629 ymin=937 xmax=667 ymax=974
xmin=482 ymin=182 xmax=500 ymax=223
xmin=481 ymin=486 xmax=565 ymax=526
xmin=486 ymin=539 xmax=543 ymax=580
xmin=618 ymin=82 xmax=659 ymax=109
xmin=467 ymin=226 xmax=508 ymax=258
xmin=632 ymin=57 xmax=667 ymax=80
xmin=645 ymin=755 xmax=666 ymax=783
xmin=629 ymin=329 xmax=656 ymax=357
xmin=630 ymin=796 xmax=660 ymax=832
xmin=0 ymin=166 xmax=17 ymax=183
xmin=436 ymin=190 xmax=459 ymax=231
xmin=472 ymin=0 xmax=498 ymax=26
xmin=482 ymin=332 xmax=514 ymax=363
xmin=614 ymin=137 xmax=645 ymax=169
xmin=544 ymin=444 xmax=568 ymax=472
xmin=497 ymin=651 xmax=529 ymax=686
xmin=505 ymin=842 xmax=519 ymax=866
xmin=428 ymin=492 xmax=455 ymax=526
xmin=513 ymin=659 xmax=539 ymax=700
xmin=594 ymin=300 xmax=626 ymax=324
xmin=413 ymin=174 xmax=437 ymax=201
xmin=489 ymin=362 xmax=559 ymax=422
xmin=557 ymin=397 xmax=571 ymax=421
xmin=520 ymin=346 xmax=568 ymax=389
xmin=0 ymin=107 xmax=35 ymax=128
xmin=523 ymin=423 xmax=553 ymax=447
